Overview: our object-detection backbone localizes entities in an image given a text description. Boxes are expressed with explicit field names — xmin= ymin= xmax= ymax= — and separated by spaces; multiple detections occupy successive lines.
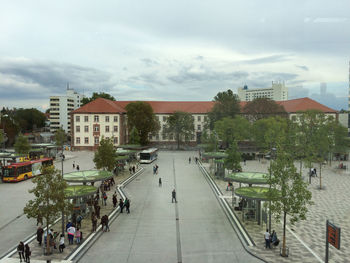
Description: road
xmin=0 ymin=151 xmax=95 ymax=257
xmin=80 ymin=151 xmax=261 ymax=263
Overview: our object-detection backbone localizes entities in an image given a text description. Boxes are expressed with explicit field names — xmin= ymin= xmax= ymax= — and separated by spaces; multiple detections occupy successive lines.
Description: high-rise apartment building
xmin=237 ymin=81 xmax=288 ymax=101
xmin=49 ymin=87 xmax=84 ymax=133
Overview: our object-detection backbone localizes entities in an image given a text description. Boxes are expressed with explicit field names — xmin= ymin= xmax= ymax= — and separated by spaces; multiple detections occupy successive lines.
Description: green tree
xmin=224 ymin=141 xmax=242 ymax=172
xmin=125 ymin=102 xmax=160 ymax=145
xmin=165 ymin=111 xmax=194 ymax=150
xmin=23 ymin=165 xmax=70 ymax=254
xmin=267 ymin=144 xmax=313 ymax=257
xmin=214 ymin=116 xmax=250 ymax=148
xmin=208 ymin=89 xmax=241 ymax=129
xmin=55 ymin=128 xmax=66 ymax=148
xmin=243 ymin=98 xmax=287 ymax=122
xmin=14 ymin=108 xmax=46 ymax=132
xmin=0 ymin=129 xmax=4 ymax=148
xmin=14 ymin=133 xmax=31 ymax=155
xmin=93 ymin=137 xmax=117 ymax=171
xmin=81 ymin=92 xmax=116 ymax=106
xmin=128 ymin=127 xmax=141 ymax=144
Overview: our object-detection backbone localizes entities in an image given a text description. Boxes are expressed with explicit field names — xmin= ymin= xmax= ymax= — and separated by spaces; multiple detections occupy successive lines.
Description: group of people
xmin=119 ymin=198 xmax=131 ymax=213
xmin=66 ymin=224 xmax=81 ymax=245
xmin=72 ymin=161 xmax=80 ymax=171
xmin=264 ymin=229 xmax=279 ymax=249
xmin=17 ymin=242 xmax=31 ymax=263
xmin=189 ymin=157 xmax=199 ymax=164
xmin=310 ymin=168 xmax=317 ymax=177
xmin=129 ymin=165 xmax=137 ymax=174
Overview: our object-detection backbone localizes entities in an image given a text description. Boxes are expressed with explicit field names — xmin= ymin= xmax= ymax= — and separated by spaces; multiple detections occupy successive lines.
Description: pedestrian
xmin=91 ymin=213 xmax=97 ymax=232
xmin=195 ymin=157 xmax=198 ymax=164
xmin=156 ymin=164 xmax=159 ymax=174
xmin=96 ymin=205 xmax=101 ymax=219
xmin=73 ymin=161 xmax=75 ymax=169
xmin=59 ymin=234 xmax=65 ymax=253
xmin=189 ymin=157 xmax=191 ymax=164
xmin=102 ymin=215 xmax=110 ymax=232
xmin=72 ymin=213 xmax=77 ymax=227
xmin=132 ymin=166 xmax=135 ymax=173
xmin=124 ymin=198 xmax=130 ymax=214
xmin=113 ymin=193 xmax=117 ymax=208
xmin=36 ymin=214 xmax=43 ymax=226
xmin=264 ymin=229 xmax=271 ymax=249
xmin=153 ymin=165 xmax=156 ymax=175
xmin=159 ymin=177 xmax=162 ymax=187
xmin=75 ymin=228 xmax=81 ymax=244
xmin=24 ymin=244 xmax=31 ymax=263
xmin=36 ymin=226 xmax=44 ymax=246
xmin=67 ymin=225 xmax=76 ymax=245
xmin=103 ymin=192 xmax=108 ymax=206
xmin=76 ymin=214 xmax=83 ymax=229
xmin=172 ymin=189 xmax=177 ymax=203
xmin=314 ymin=168 xmax=317 ymax=177
xmin=76 ymin=165 xmax=80 ymax=171
xmin=17 ymin=241 xmax=24 ymax=262
xmin=129 ymin=166 xmax=132 ymax=174
xmin=244 ymin=158 xmax=246 ymax=165
xmin=119 ymin=198 xmax=124 ymax=213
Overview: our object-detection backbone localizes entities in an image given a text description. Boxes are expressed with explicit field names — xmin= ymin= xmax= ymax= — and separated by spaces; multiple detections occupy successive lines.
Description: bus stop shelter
xmin=202 ymin=152 xmax=228 ymax=178
xmin=63 ymin=170 xmax=114 ymax=184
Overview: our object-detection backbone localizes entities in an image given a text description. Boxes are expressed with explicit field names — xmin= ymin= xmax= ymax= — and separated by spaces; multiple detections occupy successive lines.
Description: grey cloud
xmin=295 ymin=65 xmax=309 ymax=71
xmin=243 ymin=55 xmax=290 ymax=65
xmin=0 ymin=59 xmax=115 ymax=100
xmin=140 ymin=58 xmax=159 ymax=67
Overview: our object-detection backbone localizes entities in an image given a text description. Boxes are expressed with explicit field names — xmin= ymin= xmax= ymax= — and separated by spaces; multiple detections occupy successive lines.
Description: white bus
xmin=139 ymin=148 xmax=158 ymax=164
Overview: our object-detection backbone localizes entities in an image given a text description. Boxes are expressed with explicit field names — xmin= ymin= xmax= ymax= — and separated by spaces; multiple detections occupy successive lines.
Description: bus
xmin=2 ymin=157 xmax=54 ymax=182
xmin=139 ymin=148 xmax=158 ymax=164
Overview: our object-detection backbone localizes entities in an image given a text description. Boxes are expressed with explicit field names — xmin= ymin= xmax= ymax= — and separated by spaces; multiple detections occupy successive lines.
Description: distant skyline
xmin=0 ymin=0 xmax=349 ymax=111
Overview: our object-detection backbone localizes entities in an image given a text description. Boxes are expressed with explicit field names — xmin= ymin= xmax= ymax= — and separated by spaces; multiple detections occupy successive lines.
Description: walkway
xmin=80 ymin=151 xmax=261 ymax=263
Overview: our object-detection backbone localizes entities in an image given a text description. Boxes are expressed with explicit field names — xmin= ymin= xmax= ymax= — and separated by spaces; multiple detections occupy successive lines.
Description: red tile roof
xmin=71 ymin=97 xmax=337 ymax=114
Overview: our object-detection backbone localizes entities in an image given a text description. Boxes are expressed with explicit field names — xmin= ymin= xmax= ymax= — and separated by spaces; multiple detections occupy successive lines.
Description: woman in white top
xmin=59 ymin=234 xmax=65 ymax=253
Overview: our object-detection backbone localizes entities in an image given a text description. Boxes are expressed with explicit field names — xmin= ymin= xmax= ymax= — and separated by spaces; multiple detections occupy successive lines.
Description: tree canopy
xmin=125 ymin=101 xmax=160 ymax=145
xmin=14 ymin=133 xmax=31 ymax=155
xmin=24 ymin=165 xmax=71 ymax=254
xmin=81 ymin=92 xmax=116 ymax=106
xmin=93 ymin=137 xmax=117 ymax=172
xmin=14 ymin=108 xmax=46 ymax=132
xmin=165 ymin=111 xmax=194 ymax=149
xmin=224 ymin=140 xmax=242 ymax=172
xmin=208 ymin=89 xmax=241 ymax=129
xmin=55 ymin=127 xmax=66 ymax=148
xmin=243 ymin=98 xmax=287 ymax=121
xmin=128 ymin=127 xmax=141 ymax=145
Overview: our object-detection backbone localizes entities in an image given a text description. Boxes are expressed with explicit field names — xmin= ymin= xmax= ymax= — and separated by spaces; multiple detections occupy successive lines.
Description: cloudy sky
xmin=0 ymin=0 xmax=349 ymax=111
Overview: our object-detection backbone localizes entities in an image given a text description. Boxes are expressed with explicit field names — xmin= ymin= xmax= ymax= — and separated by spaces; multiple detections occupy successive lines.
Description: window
xmin=149 ymin=134 xmax=153 ymax=140
xmin=105 ymin=126 xmax=110 ymax=132
xmin=84 ymin=137 xmax=89 ymax=144
xmin=94 ymin=137 xmax=99 ymax=144
xmin=156 ymin=134 xmax=159 ymax=140
xmin=84 ymin=126 xmax=89 ymax=132
xmin=105 ymin=116 xmax=109 ymax=122
xmin=94 ymin=115 xmax=99 ymax=122
xmin=163 ymin=116 xmax=166 ymax=122
xmin=169 ymin=133 xmax=174 ymax=140
xmin=204 ymin=116 xmax=207 ymax=121
xmin=94 ymin=126 xmax=99 ymax=132
xmin=84 ymin=116 xmax=89 ymax=122
xmin=291 ymin=116 xmax=297 ymax=122
xmin=76 ymin=137 xmax=80 ymax=144
xmin=197 ymin=125 xmax=201 ymax=131
xmin=114 ymin=137 xmax=118 ymax=144
xmin=162 ymin=125 xmax=166 ymax=131
xmin=191 ymin=134 xmax=195 ymax=140
xmin=76 ymin=126 xmax=80 ymax=132
xmin=113 ymin=126 xmax=118 ymax=132
xmin=197 ymin=116 xmax=201 ymax=121
xmin=113 ymin=116 xmax=118 ymax=122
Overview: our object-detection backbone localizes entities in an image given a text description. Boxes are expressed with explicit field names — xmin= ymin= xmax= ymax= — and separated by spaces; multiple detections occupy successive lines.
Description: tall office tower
xmin=49 ymin=85 xmax=85 ymax=133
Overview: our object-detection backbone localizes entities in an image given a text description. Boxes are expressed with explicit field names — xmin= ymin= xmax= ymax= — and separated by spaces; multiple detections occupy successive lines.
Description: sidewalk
xmin=8 ymin=161 xmax=140 ymax=263
xmin=203 ymin=159 xmax=349 ymax=263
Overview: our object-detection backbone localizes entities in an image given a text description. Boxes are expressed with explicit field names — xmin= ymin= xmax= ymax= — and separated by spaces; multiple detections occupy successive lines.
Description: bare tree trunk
xmin=282 ymin=211 xmax=287 ymax=257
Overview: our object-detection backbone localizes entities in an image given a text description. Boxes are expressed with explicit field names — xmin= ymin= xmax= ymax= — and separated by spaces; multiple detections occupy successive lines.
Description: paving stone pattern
xmin=204 ymin=159 xmax=349 ymax=263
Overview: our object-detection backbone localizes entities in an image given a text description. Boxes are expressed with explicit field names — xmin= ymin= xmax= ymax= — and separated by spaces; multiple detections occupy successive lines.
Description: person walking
xmin=172 ymin=189 xmax=177 ymax=203
xmin=132 ymin=166 xmax=136 ymax=173
xmin=124 ymin=198 xmax=131 ymax=214
xmin=156 ymin=164 xmax=159 ymax=174
xmin=95 ymin=205 xmax=101 ymax=219
xmin=76 ymin=214 xmax=83 ymax=229
xmin=73 ymin=161 xmax=75 ymax=169
xmin=67 ymin=225 xmax=76 ymax=245
xmin=103 ymin=191 xmax=108 ymax=206
xmin=189 ymin=157 xmax=191 ymax=164
xmin=159 ymin=177 xmax=162 ymax=187
xmin=119 ymin=198 xmax=124 ymax=213
xmin=112 ymin=193 xmax=117 ymax=208
xmin=24 ymin=244 xmax=31 ymax=263
xmin=36 ymin=226 xmax=44 ymax=246
xmin=264 ymin=229 xmax=271 ymax=249
xmin=59 ymin=234 xmax=65 ymax=253
xmin=91 ymin=213 xmax=97 ymax=232
xmin=17 ymin=241 xmax=24 ymax=262
xmin=75 ymin=228 xmax=81 ymax=244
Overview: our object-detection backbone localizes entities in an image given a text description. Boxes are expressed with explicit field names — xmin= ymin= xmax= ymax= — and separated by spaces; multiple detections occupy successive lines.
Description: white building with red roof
xmin=70 ymin=97 xmax=337 ymax=150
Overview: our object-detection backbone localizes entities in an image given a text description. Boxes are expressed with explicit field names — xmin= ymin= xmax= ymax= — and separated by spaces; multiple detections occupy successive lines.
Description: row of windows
xmin=149 ymin=133 xmax=196 ymax=141
xmin=75 ymin=137 xmax=118 ymax=144
xmin=76 ymin=125 xmax=118 ymax=133
xmin=157 ymin=115 xmax=206 ymax=123
xmin=75 ymin=115 xmax=119 ymax=123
